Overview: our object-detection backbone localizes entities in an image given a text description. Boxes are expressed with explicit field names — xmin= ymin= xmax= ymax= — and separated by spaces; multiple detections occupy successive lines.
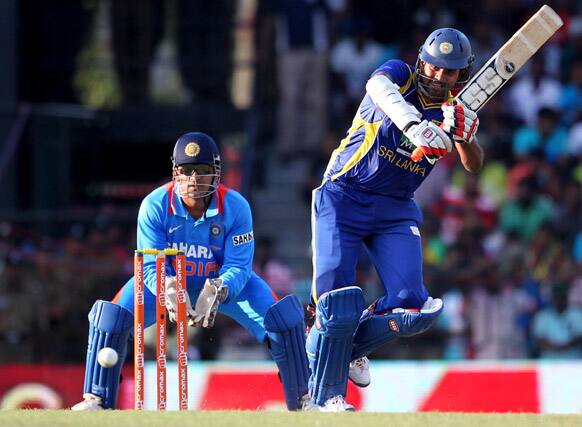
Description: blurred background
xmin=0 ymin=0 xmax=581 ymax=411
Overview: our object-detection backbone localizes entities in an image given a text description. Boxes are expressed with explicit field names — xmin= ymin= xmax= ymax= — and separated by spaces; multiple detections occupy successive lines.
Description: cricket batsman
xmin=72 ymin=132 xmax=310 ymax=410
xmin=306 ymin=28 xmax=484 ymax=411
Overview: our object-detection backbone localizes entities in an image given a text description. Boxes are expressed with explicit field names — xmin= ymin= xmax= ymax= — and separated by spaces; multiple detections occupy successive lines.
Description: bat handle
xmin=410 ymin=147 xmax=424 ymax=162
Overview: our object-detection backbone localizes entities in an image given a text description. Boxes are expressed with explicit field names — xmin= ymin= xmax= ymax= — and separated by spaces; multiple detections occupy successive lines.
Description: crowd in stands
xmin=0 ymin=221 xmax=134 ymax=362
xmin=1 ymin=0 xmax=581 ymax=362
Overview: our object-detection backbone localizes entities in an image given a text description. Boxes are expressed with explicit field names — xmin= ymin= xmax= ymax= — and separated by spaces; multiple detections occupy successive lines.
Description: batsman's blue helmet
xmin=419 ymin=28 xmax=474 ymax=70
xmin=415 ymin=28 xmax=474 ymax=100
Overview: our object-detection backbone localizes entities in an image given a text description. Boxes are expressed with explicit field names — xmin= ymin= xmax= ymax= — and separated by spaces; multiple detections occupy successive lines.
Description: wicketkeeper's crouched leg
xmin=73 ymin=300 xmax=133 ymax=410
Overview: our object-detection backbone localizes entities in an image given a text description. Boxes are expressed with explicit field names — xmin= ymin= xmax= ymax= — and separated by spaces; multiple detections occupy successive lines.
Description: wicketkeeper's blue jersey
xmin=136 ymin=182 xmax=256 ymax=302
xmin=113 ymin=183 xmax=277 ymax=342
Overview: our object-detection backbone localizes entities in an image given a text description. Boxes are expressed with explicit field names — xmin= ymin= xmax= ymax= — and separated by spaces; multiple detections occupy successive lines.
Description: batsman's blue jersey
xmin=324 ymin=59 xmax=447 ymax=200
xmin=312 ymin=59 xmax=447 ymax=309
xmin=114 ymin=182 xmax=277 ymax=341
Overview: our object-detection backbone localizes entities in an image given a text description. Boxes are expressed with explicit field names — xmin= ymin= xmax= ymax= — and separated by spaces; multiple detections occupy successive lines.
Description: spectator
xmin=330 ymin=18 xmax=385 ymax=124
xmin=253 ymin=236 xmax=294 ymax=297
xmin=432 ymin=170 xmax=497 ymax=245
xmin=473 ymin=97 xmax=518 ymax=162
xmin=508 ymin=55 xmax=562 ymax=127
xmin=500 ymin=176 xmax=556 ymax=241
xmin=560 ymin=59 xmax=582 ymax=126
xmin=438 ymin=287 xmax=468 ymax=359
xmin=505 ymin=149 xmax=545 ymax=198
xmin=265 ymin=0 xmax=345 ymax=161
xmin=467 ymin=265 xmax=534 ymax=359
xmin=532 ymin=283 xmax=582 ymax=359
xmin=555 ymin=180 xmax=582 ymax=244
xmin=567 ymin=117 xmax=582 ymax=156
xmin=512 ymin=108 xmax=568 ymax=162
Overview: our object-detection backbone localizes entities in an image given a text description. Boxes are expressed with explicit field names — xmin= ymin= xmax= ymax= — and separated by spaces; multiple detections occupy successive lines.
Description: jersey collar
xmin=205 ymin=193 xmax=220 ymax=218
xmin=173 ymin=193 xmax=219 ymax=219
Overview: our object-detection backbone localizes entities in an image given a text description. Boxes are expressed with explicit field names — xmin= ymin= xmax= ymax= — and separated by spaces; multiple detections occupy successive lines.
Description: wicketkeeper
xmin=72 ymin=132 xmax=310 ymax=411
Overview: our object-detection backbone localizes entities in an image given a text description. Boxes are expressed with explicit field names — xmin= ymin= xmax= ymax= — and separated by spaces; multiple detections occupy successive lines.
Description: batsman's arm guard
xmin=82 ymin=300 xmax=133 ymax=409
xmin=264 ymin=294 xmax=310 ymax=411
xmin=366 ymin=73 xmax=422 ymax=131
xmin=352 ymin=297 xmax=443 ymax=360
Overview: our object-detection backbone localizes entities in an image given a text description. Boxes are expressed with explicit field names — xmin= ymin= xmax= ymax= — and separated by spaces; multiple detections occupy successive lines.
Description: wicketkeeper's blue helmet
xmin=415 ymin=28 xmax=474 ymax=100
xmin=171 ymin=132 xmax=221 ymax=199
xmin=172 ymin=132 xmax=220 ymax=167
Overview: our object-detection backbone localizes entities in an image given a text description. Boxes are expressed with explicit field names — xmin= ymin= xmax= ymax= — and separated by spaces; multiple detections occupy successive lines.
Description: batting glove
xmin=441 ymin=100 xmax=479 ymax=144
xmin=405 ymin=119 xmax=453 ymax=162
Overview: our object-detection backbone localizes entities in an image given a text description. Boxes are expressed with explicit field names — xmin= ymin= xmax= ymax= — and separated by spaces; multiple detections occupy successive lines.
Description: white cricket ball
xmin=97 ymin=347 xmax=119 ymax=368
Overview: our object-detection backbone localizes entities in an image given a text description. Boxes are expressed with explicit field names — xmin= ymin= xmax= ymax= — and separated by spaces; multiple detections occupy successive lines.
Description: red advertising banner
xmin=418 ymin=369 xmax=539 ymax=413
xmin=0 ymin=364 xmax=133 ymax=409
xmin=199 ymin=371 xmax=362 ymax=410
xmin=0 ymin=361 xmax=578 ymax=412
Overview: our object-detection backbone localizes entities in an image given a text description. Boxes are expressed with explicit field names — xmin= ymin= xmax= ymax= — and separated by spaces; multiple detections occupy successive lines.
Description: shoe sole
xmin=348 ymin=377 xmax=370 ymax=388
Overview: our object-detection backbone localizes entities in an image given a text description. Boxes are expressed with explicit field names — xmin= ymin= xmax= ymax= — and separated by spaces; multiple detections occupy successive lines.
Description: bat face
xmin=457 ymin=4 xmax=563 ymax=112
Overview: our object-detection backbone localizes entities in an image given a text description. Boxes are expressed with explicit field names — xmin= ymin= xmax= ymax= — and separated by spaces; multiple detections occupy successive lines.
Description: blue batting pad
xmin=306 ymin=286 xmax=364 ymax=405
xmin=83 ymin=300 xmax=133 ymax=409
xmin=351 ymin=298 xmax=443 ymax=360
xmin=264 ymin=294 xmax=310 ymax=411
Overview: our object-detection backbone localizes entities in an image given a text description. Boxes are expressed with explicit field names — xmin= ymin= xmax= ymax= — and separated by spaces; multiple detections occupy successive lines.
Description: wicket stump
xmin=134 ymin=248 xmax=189 ymax=410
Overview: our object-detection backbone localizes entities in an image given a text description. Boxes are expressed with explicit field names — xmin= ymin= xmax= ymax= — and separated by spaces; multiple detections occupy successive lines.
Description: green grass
xmin=1 ymin=411 xmax=581 ymax=427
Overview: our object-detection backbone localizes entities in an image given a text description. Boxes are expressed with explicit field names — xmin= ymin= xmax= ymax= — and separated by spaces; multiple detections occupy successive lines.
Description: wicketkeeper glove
xmin=165 ymin=276 xmax=196 ymax=325
xmin=191 ymin=278 xmax=228 ymax=328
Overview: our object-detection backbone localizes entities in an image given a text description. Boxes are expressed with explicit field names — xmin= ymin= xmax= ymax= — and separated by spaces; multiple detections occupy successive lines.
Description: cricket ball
xmin=97 ymin=347 xmax=119 ymax=368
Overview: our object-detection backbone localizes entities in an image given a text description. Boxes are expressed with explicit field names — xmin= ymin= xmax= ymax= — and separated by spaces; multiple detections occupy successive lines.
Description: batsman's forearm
xmin=456 ymin=139 xmax=484 ymax=173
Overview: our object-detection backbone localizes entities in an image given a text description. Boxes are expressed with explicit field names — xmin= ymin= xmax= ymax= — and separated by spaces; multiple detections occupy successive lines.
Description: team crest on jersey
xmin=439 ymin=42 xmax=453 ymax=54
xmin=210 ymin=223 xmax=222 ymax=237
xmin=184 ymin=142 xmax=200 ymax=157
xmin=232 ymin=231 xmax=254 ymax=246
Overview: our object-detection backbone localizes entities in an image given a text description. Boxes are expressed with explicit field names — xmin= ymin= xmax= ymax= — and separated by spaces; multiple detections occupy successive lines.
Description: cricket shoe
xmin=349 ymin=356 xmax=371 ymax=387
xmin=300 ymin=394 xmax=318 ymax=412
xmin=303 ymin=395 xmax=356 ymax=412
xmin=71 ymin=393 xmax=103 ymax=411
xmin=318 ymin=395 xmax=356 ymax=412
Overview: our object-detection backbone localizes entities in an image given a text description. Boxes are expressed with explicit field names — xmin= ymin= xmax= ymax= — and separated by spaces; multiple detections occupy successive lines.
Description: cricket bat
xmin=411 ymin=4 xmax=563 ymax=162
